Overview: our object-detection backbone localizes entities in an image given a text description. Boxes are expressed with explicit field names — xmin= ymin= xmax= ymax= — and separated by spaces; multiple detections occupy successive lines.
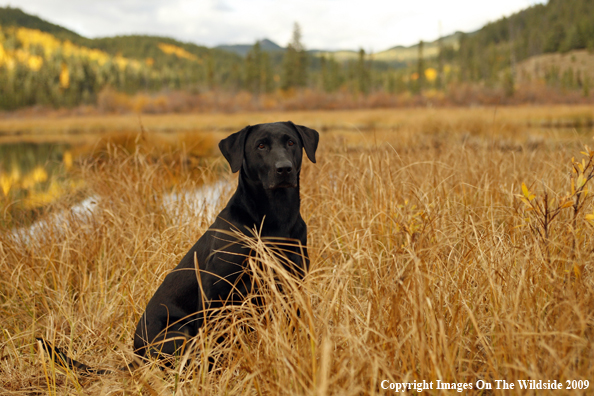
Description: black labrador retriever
xmin=38 ymin=121 xmax=318 ymax=372
xmin=134 ymin=120 xmax=318 ymax=360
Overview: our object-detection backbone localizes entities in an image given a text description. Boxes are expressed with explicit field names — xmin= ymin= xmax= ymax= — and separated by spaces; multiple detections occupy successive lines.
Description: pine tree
xmin=281 ymin=23 xmax=307 ymax=91
xmin=437 ymin=25 xmax=444 ymax=90
xmin=245 ymin=41 xmax=262 ymax=96
xmin=415 ymin=40 xmax=424 ymax=93
xmin=245 ymin=41 xmax=274 ymax=96
xmin=356 ymin=49 xmax=370 ymax=94
xmin=321 ymin=54 xmax=342 ymax=93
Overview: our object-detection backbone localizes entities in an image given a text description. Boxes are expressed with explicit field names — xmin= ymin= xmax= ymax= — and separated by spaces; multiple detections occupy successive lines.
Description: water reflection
xmin=0 ymin=141 xmax=74 ymax=210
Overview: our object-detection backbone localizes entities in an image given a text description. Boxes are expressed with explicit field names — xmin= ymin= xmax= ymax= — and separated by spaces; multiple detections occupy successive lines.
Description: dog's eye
xmin=258 ymin=143 xmax=266 ymax=150
xmin=288 ymin=140 xmax=295 ymax=146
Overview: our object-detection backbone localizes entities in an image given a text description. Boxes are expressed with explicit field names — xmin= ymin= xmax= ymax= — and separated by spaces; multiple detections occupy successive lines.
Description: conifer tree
xmin=356 ymin=49 xmax=370 ymax=94
xmin=416 ymin=40 xmax=424 ymax=93
xmin=321 ymin=54 xmax=342 ymax=93
xmin=245 ymin=41 xmax=274 ymax=96
xmin=281 ymin=23 xmax=307 ymax=91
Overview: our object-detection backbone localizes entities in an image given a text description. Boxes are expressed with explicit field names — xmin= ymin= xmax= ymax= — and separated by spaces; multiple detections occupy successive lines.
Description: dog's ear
xmin=288 ymin=121 xmax=319 ymax=163
xmin=219 ymin=125 xmax=250 ymax=173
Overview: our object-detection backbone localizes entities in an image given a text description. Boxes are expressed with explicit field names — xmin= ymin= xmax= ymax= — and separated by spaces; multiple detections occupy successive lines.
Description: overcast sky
xmin=2 ymin=0 xmax=546 ymax=51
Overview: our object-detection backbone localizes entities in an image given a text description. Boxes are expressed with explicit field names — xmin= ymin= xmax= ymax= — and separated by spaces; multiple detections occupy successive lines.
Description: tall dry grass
xmin=1 ymin=112 xmax=594 ymax=395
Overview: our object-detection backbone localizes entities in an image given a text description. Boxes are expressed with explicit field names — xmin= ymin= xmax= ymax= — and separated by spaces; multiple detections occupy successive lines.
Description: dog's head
xmin=219 ymin=121 xmax=319 ymax=190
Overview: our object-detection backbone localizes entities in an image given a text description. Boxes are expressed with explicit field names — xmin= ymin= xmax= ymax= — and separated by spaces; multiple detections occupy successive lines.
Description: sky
xmin=1 ymin=0 xmax=546 ymax=52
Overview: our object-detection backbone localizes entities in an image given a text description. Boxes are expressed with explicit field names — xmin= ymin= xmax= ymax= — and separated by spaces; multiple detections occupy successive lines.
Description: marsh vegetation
xmin=1 ymin=106 xmax=593 ymax=394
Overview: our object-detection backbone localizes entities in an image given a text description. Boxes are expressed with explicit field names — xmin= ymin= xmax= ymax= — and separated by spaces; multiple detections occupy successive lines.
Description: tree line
xmin=1 ymin=0 xmax=594 ymax=111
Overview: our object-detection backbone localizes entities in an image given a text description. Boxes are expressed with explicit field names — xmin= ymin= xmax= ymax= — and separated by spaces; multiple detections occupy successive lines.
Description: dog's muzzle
xmin=269 ymin=160 xmax=297 ymax=189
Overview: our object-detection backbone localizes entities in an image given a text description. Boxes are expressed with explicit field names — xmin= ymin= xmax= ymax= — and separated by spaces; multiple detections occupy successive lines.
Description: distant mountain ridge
xmin=217 ymin=31 xmax=463 ymax=64
xmin=309 ymin=32 xmax=463 ymax=63
xmin=216 ymin=39 xmax=284 ymax=57
xmin=0 ymin=5 xmax=462 ymax=63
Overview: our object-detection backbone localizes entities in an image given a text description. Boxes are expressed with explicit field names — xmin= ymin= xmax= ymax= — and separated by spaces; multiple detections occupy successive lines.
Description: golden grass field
xmin=1 ymin=105 xmax=594 ymax=395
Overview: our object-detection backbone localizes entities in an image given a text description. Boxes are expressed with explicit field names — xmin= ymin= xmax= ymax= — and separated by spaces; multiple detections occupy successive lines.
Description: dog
xmin=38 ymin=121 xmax=319 ymax=372
xmin=133 ymin=120 xmax=318 ymax=360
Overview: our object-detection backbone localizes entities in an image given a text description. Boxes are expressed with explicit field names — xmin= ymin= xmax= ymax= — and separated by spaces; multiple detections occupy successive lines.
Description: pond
xmin=0 ymin=141 xmax=74 ymax=211
xmin=0 ymin=137 xmax=229 ymax=229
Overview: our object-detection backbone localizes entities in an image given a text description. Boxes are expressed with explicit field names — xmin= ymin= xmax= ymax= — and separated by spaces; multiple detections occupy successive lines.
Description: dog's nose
xmin=276 ymin=161 xmax=293 ymax=175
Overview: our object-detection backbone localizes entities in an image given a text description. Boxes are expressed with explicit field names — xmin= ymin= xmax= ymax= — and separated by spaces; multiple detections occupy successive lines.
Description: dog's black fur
xmin=38 ymin=121 xmax=318 ymax=372
xmin=133 ymin=121 xmax=318 ymax=359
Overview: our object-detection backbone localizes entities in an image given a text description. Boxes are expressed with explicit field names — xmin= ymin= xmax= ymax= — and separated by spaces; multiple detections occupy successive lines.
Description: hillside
xmin=0 ymin=6 xmax=88 ymax=45
xmin=217 ymin=35 xmax=463 ymax=65
xmin=0 ymin=6 xmax=241 ymax=69
xmin=455 ymin=0 xmax=594 ymax=84
xmin=515 ymin=49 xmax=594 ymax=88
xmin=0 ymin=6 xmax=247 ymax=109
xmin=313 ymin=32 xmax=462 ymax=64
xmin=90 ymin=35 xmax=241 ymax=71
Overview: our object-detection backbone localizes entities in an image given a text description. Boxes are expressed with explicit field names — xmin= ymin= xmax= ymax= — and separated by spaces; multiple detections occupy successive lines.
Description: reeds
xmin=1 ymin=110 xmax=593 ymax=394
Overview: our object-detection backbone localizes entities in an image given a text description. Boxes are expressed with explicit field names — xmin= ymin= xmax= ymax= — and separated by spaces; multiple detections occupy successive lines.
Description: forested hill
xmin=0 ymin=6 xmax=88 ymax=45
xmin=1 ymin=1 xmax=593 ymax=111
xmin=0 ymin=6 xmax=246 ymax=109
xmin=0 ymin=6 xmax=240 ymax=65
xmin=89 ymin=35 xmax=241 ymax=71
xmin=470 ymin=0 xmax=594 ymax=56
xmin=454 ymin=0 xmax=594 ymax=83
